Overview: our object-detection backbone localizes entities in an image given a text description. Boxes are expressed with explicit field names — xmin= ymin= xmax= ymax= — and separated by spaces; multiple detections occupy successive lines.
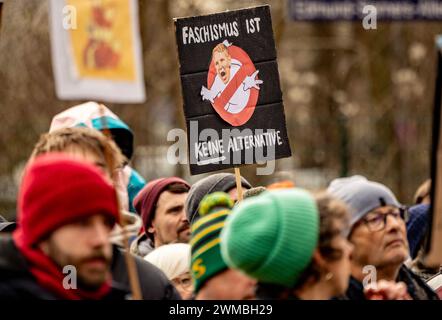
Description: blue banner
xmin=289 ymin=0 xmax=442 ymax=21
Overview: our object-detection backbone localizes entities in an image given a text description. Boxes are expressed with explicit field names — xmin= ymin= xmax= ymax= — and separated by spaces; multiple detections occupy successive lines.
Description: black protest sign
xmin=174 ymin=5 xmax=291 ymax=175
xmin=425 ymin=36 xmax=442 ymax=267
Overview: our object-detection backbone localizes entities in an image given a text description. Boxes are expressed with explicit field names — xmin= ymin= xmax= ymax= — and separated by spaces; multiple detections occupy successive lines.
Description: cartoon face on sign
xmin=200 ymin=40 xmax=263 ymax=126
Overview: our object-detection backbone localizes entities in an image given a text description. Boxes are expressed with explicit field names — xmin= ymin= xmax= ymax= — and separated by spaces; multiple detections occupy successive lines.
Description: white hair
xmin=144 ymin=243 xmax=191 ymax=280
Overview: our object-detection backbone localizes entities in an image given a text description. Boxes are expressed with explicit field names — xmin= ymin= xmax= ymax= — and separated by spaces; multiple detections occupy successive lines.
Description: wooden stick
xmin=119 ymin=219 xmax=143 ymax=300
xmin=98 ymin=104 xmax=142 ymax=300
xmin=234 ymin=167 xmax=243 ymax=202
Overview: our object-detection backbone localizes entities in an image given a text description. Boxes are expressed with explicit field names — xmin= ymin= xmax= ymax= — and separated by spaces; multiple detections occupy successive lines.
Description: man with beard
xmin=16 ymin=128 xmax=180 ymax=300
xmin=131 ymin=178 xmax=191 ymax=258
xmin=0 ymin=153 xmax=124 ymax=299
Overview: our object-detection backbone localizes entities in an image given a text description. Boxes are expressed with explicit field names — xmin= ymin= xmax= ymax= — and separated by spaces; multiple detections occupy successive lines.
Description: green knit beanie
xmin=220 ymin=188 xmax=319 ymax=288
xmin=190 ymin=192 xmax=233 ymax=293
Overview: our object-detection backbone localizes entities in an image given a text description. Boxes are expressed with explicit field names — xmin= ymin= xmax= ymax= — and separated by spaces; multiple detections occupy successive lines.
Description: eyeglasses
xmin=172 ymin=274 xmax=193 ymax=291
xmin=359 ymin=206 xmax=409 ymax=232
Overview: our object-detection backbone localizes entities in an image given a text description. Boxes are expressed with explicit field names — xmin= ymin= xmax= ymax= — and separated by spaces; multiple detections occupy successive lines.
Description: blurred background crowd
xmin=1 ymin=0 xmax=442 ymax=220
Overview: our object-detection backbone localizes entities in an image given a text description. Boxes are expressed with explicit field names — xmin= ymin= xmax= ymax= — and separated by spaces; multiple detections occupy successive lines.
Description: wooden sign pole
xmin=234 ymin=167 xmax=243 ymax=202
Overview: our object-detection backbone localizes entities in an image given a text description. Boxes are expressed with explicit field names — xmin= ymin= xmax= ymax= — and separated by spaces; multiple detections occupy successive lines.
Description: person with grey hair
xmin=327 ymin=175 xmax=438 ymax=300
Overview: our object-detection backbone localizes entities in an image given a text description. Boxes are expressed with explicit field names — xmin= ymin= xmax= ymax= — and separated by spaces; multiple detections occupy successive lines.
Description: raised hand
xmin=364 ymin=280 xmax=412 ymax=300
xmin=243 ymin=70 xmax=263 ymax=91
xmin=200 ymin=86 xmax=216 ymax=103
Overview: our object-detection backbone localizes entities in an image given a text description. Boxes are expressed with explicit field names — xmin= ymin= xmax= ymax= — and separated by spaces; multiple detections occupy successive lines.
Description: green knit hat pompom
xmin=191 ymin=192 xmax=233 ymax=293
xmin=220 ymin=188 xmax=319 ymax=288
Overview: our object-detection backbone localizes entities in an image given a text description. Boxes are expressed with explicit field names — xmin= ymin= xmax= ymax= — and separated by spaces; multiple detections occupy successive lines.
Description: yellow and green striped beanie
xmin=190 ymin=192 xmax=233 ymax=293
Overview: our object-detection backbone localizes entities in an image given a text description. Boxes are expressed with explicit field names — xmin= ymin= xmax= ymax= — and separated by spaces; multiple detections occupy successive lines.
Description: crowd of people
xmin=0 ymin=101 xmax=441 ymax=300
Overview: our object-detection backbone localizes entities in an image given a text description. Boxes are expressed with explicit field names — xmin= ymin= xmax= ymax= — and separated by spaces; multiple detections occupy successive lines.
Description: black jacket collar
xmin=341 ymin=265 xmax=439 ymax=300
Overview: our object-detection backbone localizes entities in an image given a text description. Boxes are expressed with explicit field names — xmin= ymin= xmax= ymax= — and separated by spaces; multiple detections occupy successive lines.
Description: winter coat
xmin=112 ymin=244 xmax=181 ymax=300
xmin=338 ymin=265 xmax=439 ymax=300
xmin=130 ymin=232 xmax=155 ymax=258
xmin=0 ymin=235 xmax=127 ymax=299
xmin=109 ymin=210 xmax=143 ymax=248
xmin=0 ymin=235 xmax=180 ymax=300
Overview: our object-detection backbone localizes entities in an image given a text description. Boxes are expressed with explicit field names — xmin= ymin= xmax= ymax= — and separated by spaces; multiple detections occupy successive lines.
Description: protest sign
xmin=425 ymin=35 xmax=442 ymax=267
xmin=49 ymin=0 xmax=145 ymax=103
xmin=174 ymin=5 xmax=291 ymax=175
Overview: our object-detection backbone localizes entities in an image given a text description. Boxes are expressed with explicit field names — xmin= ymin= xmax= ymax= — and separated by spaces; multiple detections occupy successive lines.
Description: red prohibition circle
xmin=207 ymin=45 xmax=259 ymax=127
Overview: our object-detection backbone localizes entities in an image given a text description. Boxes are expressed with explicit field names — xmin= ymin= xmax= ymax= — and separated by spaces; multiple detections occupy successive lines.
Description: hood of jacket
xmin=49 ymin=101 xmax=134 ymax=160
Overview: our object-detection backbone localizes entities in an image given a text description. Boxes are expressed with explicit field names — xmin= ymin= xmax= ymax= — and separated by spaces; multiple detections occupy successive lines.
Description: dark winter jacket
xmin=0 ymin=235 xmax=127 ymax=299
xmin=339 ymin=264 xmax=439 ymax=300
xmin=0 ymin=235 xmax=180 ymax=300
xmin=130 ymin=232 xmax=155 ymax=258
xmin=112 ymin=245 xmax=181 ymax=300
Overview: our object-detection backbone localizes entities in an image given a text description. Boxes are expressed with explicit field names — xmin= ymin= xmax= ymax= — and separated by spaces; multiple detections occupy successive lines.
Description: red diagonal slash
xmin=214 ymin=66 xmax=249 ymax=109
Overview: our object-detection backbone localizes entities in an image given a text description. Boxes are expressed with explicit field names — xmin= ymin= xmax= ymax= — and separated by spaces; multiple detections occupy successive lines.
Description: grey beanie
xmin=185 ymin=173 xmax=252 ymax=224
xmin=327 ymin=175 xmax=401 ymax=233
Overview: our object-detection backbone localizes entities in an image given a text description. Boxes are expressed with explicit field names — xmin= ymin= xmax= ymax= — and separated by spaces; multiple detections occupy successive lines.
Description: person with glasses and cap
xmin=327 ymin=176 xmax=438 ymax=300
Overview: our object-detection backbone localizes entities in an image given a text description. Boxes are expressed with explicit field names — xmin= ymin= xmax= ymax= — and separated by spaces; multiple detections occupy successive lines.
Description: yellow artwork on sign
xmin=67 ymin=0 xmax=136 ymax=81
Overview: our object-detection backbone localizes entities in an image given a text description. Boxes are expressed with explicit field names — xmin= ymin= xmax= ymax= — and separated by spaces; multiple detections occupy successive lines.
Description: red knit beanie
xmin=133 ymin=177 xmax=190 ymax=232
xmin=14 ymin=153 xmax=120 ymax=247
